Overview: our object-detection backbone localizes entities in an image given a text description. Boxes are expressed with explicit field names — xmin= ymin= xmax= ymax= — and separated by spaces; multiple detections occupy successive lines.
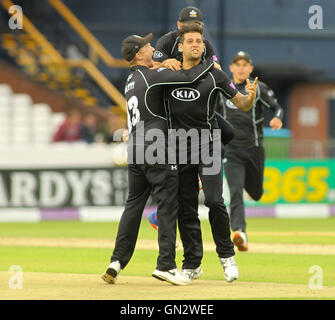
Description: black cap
xmin=232 ymin=51 xmax=253 ymax=64
xmin=121 ymin=33 xmax=153 ymax=62
xmin=178 ymin=7 xmax=203 ymax=22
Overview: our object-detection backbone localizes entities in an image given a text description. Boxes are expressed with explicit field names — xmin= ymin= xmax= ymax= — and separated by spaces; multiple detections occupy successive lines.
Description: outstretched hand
xmin=245 ymin=77 xmax=258 ymax=100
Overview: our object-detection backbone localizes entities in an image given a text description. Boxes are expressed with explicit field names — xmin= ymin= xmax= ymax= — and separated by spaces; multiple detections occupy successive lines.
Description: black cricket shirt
xmin=220 ymin=79 xmax=284 ymax=148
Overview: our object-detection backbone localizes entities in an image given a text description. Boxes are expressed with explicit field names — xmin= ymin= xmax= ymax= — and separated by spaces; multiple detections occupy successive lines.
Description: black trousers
xmin=223 ymin=145 xmax=265 ymax=232
xmin=177 ymin=164 xmax=202 ymax=269
xmin=111 ymin=163 xmax=179 ymax=271
xmin=178 ymin=155 xmax=235 ymax=269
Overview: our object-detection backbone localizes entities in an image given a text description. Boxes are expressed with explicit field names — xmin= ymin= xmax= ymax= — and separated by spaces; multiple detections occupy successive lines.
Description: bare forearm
xmin=230 ymin=93 xmax=255 ymax=111
xmin=230 ymin=77 xmax=258 ymax=111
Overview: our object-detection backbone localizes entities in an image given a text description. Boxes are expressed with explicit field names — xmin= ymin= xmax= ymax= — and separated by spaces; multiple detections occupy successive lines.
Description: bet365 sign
xmin=249 ymin=160 xmax=335 ymax=205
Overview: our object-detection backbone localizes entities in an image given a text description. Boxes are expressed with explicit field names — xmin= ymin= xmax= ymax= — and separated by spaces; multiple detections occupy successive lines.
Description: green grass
xmin=0 ymin=246 xmax=334 ymax=286
xmin=0 ymin=246 xmax=113 ymax=274
xmin=0 ymin=221 xmax=121 ymax=239
xmin=248 ymin=218 xmax=335 ymax=244
xmin=1 ymin=218 xmax=335 ymax=287
xmin=246 ymin=218 xmax=335 ymax=232
xmin=1 ymin=218 xmax=335 ymax=244
xmin=201 ymin=218 xmax=335 ymax=244
xmin=244 ymin=235 xmax=334 ymax=245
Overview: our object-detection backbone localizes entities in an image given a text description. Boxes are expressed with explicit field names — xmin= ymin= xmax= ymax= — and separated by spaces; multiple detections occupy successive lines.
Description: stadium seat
xmin=0 ymin=102 xmax=11 ymax=122
xmin=0 ymin=127 xmax=10 ymax=146
xmin=12 ymin=93 xmax=32 ymax=106
xmin=31 ymin=103 xmax=53 ymax=145
xmin=0 ymin=84 xmax=13 ymax=96
xmin=33 ymin=102 xmax=51 ymax=113
xmin=51 ymin=112 xmax=66 ymax=135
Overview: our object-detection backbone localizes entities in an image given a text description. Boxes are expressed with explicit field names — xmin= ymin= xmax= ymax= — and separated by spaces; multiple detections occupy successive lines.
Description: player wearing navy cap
xmin=102 ymin=33 xmax=214 ymax=286
xmin=220 ymin=51 xmax=283 ymax=251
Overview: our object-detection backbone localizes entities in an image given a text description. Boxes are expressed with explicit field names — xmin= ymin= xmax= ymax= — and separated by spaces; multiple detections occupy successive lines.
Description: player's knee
xmin=204 ymin=196 xmax=224 ymax=210
xmin=178 ymin=211 xmax=200 ymax=224
xmin=229 ymin=188 xmax=244 ymax=201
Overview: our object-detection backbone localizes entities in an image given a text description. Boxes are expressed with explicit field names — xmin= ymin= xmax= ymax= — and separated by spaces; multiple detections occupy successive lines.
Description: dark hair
xmin=179 ymin=22 xmax=203 ymax=43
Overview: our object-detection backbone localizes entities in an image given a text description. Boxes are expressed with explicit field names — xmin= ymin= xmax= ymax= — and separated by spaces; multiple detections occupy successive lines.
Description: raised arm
xmin=230 ymin=78 xmax=258 ymax=111
xmin=214 ymin=69 xmax=258 ymax=112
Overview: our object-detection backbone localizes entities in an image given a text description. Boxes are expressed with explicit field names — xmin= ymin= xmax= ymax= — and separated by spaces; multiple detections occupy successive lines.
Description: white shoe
xmin=101 ymin=261 xmax=121 ymax=284
xmin=220 ymin=256 xmax=239 ymax=283
xmin=152 ymin=268 xmax=191 ymax=286
xmin=182 ymin=266 xmax=203 ymax=281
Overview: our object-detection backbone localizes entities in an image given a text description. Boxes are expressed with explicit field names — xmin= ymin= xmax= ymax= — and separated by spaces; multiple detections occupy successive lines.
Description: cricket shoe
xmin=232 ymin=230 xmax=248 ymax=251
xmin=101 ymin=261 xmax=121 ymax=284
xmin=152 ymin=268 xmax=191 ymax=286
xmin=220 ymin=256 xmax=239 ymax=283
xmin=182 ymin=266 xmax=203 ymax=281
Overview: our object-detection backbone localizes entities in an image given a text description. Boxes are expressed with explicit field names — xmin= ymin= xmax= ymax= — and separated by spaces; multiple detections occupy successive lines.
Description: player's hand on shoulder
xmin=150 ymin=61 xmax=163 ymax=70
xmin=213 ymin=62 xmax=222 ymax=70
xmin=162 ymin=58 xmax=182 ymax=71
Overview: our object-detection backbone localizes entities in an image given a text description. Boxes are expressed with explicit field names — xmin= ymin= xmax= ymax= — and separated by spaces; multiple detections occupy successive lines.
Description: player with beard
xmin=102 ymin=33 xmax=214 ymax=286
xmin=165 ymin=24 xmax=258 ymax=282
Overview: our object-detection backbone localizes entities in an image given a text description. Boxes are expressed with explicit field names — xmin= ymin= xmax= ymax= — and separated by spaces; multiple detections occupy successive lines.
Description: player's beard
xmin=186 ymin=50 xmax=202 ymax=62
xmin=189 ymin=55 xmax=202 ymax=64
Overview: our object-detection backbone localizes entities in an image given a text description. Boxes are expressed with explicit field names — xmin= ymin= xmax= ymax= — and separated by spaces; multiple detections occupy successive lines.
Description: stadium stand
xmin=0 ymin=83 xmax=67 ymax=146
xmin=0 ymin=0 xmax=128 ymax=119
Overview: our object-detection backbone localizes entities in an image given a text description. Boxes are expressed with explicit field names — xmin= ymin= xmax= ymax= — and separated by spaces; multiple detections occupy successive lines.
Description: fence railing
xmin=1 ymin=0 xmax=127 ymax=116
xmin=264 ymin=138 xmax=335 ymax=159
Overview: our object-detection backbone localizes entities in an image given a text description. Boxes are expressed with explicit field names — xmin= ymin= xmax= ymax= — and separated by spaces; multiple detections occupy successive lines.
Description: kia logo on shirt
xmin=171 ymin=88 xmax=200 ymax=101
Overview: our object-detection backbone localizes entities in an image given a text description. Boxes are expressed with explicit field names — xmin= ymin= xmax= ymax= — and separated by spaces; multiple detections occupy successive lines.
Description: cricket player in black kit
xmin=220 ymin=51 xmax=283 ymax=251
xmin=165 ymin=24 xmax=258 ymax=282
xmin=152 ymin=6 xmax=235 ymax=147
xmin=101 ymin=33 xmax=214 ymax=286
xmin=152 ymin=7 xmax=217 ymax=70
xmin=149 ymin=7 xmax=234 ymax=281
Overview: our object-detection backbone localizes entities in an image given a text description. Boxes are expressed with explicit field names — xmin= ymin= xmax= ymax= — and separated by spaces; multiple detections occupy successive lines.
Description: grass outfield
xmin=0 ymin=246 xmax=334 ymax=285
xmin=1 ymin=218 xmax=335 ymax=244
xmin=0 ymin=218 xmax=334 ymax=299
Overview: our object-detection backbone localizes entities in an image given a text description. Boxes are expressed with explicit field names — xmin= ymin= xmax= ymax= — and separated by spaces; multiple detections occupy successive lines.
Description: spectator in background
xmin=80 ymin=113 xmax=97 ymax=143
xmin=53 ymin=109 xmax=82 ymax=142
